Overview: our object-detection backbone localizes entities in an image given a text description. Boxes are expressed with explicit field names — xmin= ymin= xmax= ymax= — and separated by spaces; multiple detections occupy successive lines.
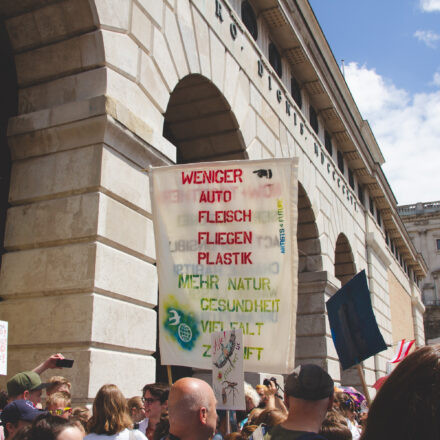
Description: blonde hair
xmin=254 ymin=409 xmax=286 ymax=427
xmin=47 ymin=376 xmax=71 ymax=396
xmin=127 ymin=396 xmax=143 ymax=412
xmin=244 ymin=382 xmax=260 ymax=408
xmin=87 ymin=384 xmax=132 ymax=435
xmin=46 ymin=391 xmax=71 ymax=408
xmin=255 ymin=384 xmax=268 ymax=393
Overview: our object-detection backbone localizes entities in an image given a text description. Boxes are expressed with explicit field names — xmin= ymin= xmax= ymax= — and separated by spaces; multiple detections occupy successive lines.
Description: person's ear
xmin=23 ymin=390 xmax=30 ymax=400
xmin=199 ymin=406 xmax=208 ymax=425
xmin=6 ymin=422 xmax=16 ymax=437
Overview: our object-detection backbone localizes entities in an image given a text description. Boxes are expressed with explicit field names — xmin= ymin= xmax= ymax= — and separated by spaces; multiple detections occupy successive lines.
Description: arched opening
xmin=334 ymin=233 xmax=358 ymax=385
xmin=0 ymin=20 xmax=18 ymax=270
xmin=163 ymin=74 xmax=247 ymax=163
xmin=297 ymin=183 xmax=322 ymax=274
xmin=334 ymin=233 xmax=356 ymax=286
xmin=295 ymin=183 xmax=324 ymax=366
xmin=156 ymin=74 xmax=247 ymax=382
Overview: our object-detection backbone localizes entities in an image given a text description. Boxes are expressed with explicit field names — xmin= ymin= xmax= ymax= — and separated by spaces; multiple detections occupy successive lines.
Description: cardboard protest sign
xmin=326 ymin=270 xmax=387 ymax=370
xmin=0 ymin=321 xmax=8 ymax=375
xmin=150 ymin=158 xmax=298 ymax=373
xmin=212 ymin=329 xmax=245 ymax=410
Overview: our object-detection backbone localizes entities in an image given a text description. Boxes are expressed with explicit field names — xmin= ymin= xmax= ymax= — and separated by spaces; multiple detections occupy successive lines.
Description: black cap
xmin=285 ymin=364 xmax=334 ymax=401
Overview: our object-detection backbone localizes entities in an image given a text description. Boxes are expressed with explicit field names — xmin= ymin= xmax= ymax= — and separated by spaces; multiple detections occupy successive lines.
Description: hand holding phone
xmin=55 ymin=358 xmax=74 ymax=368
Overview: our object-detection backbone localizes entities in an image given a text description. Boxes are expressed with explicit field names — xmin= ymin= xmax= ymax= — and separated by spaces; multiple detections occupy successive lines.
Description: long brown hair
xmin=362 ymin=345 xmax=440 ymax=440
xmin=87 ymin=384 xmax=132 ymax=435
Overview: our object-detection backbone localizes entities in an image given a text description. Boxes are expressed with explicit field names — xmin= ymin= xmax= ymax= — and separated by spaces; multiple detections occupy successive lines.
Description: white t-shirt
xmin=346 ymin=418 xmax=361 ymax=440
xmin=85 ymin=428 xmax=148 ymax=440
xmin=138 ymin=418 xmax=149 ymax=435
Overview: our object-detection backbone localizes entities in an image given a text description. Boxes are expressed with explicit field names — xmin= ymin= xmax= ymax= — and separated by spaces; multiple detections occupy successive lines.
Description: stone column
xmin=0 ymin=96 xmax=173 ymax=403
xmin=411 ymin=286 xmax=426 ymax=346
xmin=295 ymin=271 xmax=340 ymax=382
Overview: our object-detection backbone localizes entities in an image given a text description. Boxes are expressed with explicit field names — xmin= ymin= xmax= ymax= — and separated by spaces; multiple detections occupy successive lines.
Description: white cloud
xmin=420 ymin=0 xmax=440 ymax=12
xmin=433 ymin=71 xmax=440 ymax=86
xmin=344 ymin=62 xmax=440 ymax=205
xmin=414 ymin=30 xmax=440 ymax=48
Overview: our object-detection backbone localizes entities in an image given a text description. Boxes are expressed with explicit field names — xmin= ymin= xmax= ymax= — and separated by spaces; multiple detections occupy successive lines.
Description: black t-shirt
xmin=264 ymin=425 xmax=326 ymax=440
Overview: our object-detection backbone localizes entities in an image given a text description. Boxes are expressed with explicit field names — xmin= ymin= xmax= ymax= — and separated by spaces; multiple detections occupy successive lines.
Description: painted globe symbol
xmin=178 ymin=323 xmax=192 ymax=343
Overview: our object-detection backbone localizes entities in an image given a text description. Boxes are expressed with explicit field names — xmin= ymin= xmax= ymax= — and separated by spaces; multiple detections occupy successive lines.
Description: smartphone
xmin=55 ymin=358 xmax=74 ymax=368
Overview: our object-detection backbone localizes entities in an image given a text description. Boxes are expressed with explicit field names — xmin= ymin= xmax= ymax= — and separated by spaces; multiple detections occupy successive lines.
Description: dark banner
xmin=326 ymin=270 xmax=387 ymax=370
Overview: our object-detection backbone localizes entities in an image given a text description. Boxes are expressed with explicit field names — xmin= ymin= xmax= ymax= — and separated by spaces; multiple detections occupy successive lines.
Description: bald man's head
xmin=168 ymin=378 xmax=217 ymax=440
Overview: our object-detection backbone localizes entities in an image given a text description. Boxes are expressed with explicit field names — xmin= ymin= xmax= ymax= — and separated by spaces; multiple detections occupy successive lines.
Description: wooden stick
xmin=356 ymin=364 xmax=371 ymax=406
xmin=166 ymin=365 xmax=173 ymax=386
xmin=225 ymin=410 xmax=231 ymax=434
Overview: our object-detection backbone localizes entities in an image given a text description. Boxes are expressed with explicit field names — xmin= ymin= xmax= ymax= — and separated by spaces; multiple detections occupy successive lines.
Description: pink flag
xmin=389 ymin=339 xmax=415 ymax=363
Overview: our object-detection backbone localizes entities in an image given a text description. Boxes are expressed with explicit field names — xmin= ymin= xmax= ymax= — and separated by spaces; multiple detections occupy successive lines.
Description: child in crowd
xmin=46 ymin=391 xmax=72 ymax=419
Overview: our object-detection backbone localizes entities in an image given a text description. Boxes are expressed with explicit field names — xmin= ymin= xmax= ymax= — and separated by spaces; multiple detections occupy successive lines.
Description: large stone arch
xmin=334 ymin=233 xmax=356 ymax=286
xmin=295 ymin=183 xmax=331 ymax=370
xmin=297 ymin=183 xmax=322 ymax=274
xmin=163 ymin=74 xmax=247 ymax=163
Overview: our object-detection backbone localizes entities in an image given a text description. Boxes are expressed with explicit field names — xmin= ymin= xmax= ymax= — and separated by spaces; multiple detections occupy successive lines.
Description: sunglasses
xmin=142 ymin=397 xmax=159 ymax=405
xmin=49 ymin=407 xmax=72 ymax=415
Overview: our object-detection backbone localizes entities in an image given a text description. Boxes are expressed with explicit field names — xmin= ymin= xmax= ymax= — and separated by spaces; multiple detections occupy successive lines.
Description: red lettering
xmin=234 ymin=168 xmax=243 ymax=183
xmin=198 ymin=190 xmax=232 ymax=203
xmin=197 ymin=252 xmax=253 ymax=265
xmin=181 ymin=171 xmax=194 ymax=184
xmin=181 ymin=169 xmax=244 ymax=185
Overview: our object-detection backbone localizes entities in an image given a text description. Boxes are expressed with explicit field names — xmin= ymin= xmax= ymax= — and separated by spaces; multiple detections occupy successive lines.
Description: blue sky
xmin=309 ymin=0 xmax=440 ymax=205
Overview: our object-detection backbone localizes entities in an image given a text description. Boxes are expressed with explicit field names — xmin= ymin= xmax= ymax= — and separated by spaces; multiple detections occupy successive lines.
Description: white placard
xmin=151 ymin=158 xmax=298 ymax=373
xmin=0 ymin=321 xmax=8 ymax=376
xmin=212 ymin=329 xmax=245 ymax=410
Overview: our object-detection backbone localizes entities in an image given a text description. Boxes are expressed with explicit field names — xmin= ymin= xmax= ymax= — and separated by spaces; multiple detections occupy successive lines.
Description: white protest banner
xmin=150 ymin=158 xmax=298 ymax=373
xmin=0 ymin=321 xmax=8 ymax=375
xmin=212 ymin=329 xmax=245 ymax=410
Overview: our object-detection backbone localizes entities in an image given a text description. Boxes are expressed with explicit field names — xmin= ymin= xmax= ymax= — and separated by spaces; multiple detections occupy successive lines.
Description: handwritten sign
xmin=212 ymin=329 xmax=245 ymax=410
xmin=150 ymin=158 xmax=298 ymax=373
xmin=0 ymin=321 xmax=8 ymax=375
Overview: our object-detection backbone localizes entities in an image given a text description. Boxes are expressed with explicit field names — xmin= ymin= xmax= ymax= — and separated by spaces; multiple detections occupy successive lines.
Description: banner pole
xmin=166 ymin=365 xmax=173 ymax=386
xmin=356 ymin=364 xmax=371 ymax=406
xmin=225 ymin=410 xmax=231 ymax=434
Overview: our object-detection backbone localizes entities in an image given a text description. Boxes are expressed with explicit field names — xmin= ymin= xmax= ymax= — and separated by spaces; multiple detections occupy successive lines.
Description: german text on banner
xmin=150 ymin=158 xmax=299 ymax=373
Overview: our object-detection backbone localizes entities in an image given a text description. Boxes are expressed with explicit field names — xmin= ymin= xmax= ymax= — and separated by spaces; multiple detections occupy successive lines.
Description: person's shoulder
xmin=133 ymin=429 xmax=148 ymax=440
xmin=264 ymin=426 xmax=325 ymax=440
xmin=115 ymin=429 xmax=147 ymax=440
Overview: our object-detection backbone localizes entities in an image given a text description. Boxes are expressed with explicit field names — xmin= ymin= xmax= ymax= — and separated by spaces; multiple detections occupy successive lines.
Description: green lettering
xmin=202 ymin=344 xmax=211 ymax=358
xmin=201 ymin=298 xmax=209 ymax=311
xmin=178 ymin=274 xmax=192 ymax=288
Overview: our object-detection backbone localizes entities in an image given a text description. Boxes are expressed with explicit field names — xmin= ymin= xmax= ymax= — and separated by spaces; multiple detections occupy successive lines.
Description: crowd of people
xmin=1 ymin=345 xmax=439 ymax=440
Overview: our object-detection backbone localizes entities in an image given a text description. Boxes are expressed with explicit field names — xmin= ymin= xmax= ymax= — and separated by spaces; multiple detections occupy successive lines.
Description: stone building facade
xmin=398 ymin=201 xmax=440 ymax=342
xmin=0 ymin=0 xmax=426 ymax=404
